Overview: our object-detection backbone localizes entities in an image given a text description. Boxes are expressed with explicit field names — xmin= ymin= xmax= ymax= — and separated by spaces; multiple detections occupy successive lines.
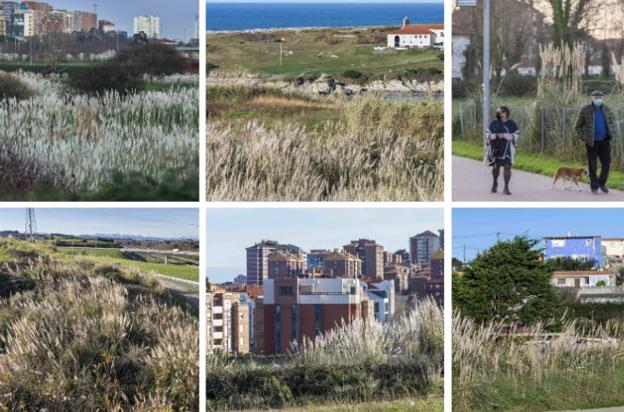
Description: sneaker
xmin=491 ymin=183 xmax=498 ymax=193
xmin=600 ymin=185 xmax=609 ymax=194
xmin=503 ymin=187 xmax=512 ymax=195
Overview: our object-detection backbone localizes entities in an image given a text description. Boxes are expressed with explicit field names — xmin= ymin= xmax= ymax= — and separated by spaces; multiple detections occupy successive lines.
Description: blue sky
xmin=207 ymin=208 xmax=443 ymax=283
xmin=453 ymin=208 xmax=624 ymax=262
xmin=52 ymin=0 xmax=198 ymax=40
xmin=0 ymin=209 xmax=198 ymax=239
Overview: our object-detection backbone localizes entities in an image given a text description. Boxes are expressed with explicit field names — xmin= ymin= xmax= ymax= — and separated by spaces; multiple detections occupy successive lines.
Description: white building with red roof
xmin=387 ymin=18 xmax=444 ymax=49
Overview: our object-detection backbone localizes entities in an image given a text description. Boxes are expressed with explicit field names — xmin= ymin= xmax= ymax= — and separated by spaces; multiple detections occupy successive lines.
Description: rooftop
xmin=389 ymin=23 xmax=444 ymax=36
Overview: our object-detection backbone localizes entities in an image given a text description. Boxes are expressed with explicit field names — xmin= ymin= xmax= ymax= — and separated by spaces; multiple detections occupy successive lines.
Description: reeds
xmin=206 ymin=88 xmax=443 ymax=201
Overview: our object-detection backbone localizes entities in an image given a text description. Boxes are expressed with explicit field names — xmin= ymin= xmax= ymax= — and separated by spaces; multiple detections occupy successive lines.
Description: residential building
xmin=11 ymin=9 xmax=34 ymax=37
xmin=543 ymin=235 xmax=603 ymax=268
xmin=74 ymin=10 xmax=96 ymax=32
xmin=430 ymin=249 xmax=444 ymax=278
xmin=387 ymin=18 xmax=444 ymax=49
xmin=268 ymin=251 xmax=306 ymax=279
xmin=134 ymin=15 xmax=160 ymax=39
xmin=602 ymin=238 xmax=624 ymax=258
xmin=246 ymin=240 xmax=306 ymax=285
xmin=253 ymin=297 xmax=264 ymax=353
xmin=324 ymin=250 xmax=362 ymax=278
xmin=0 ymin=10 xmax=5 ymax=36
xmin=206 ymin=284 xmax=250 ymax=354
xmin=98 ymin=19 xmax=115 ymax=32
xmin=410 ymin=231 xmax=440 ymax=264
xmin=384 ymin=264 xmax=410 ymax=294
xmin=44 ymin=10 xmax=64 ymax=34
xmin=384 ymin=251 xmax=403 ymax=265
xmin=427 ymin=277 xmax=444 ymax=306
xmin=395 ymin=249 xmax=411 ymax=264
xmin=366 ymin=280 xmax=395 ymax=322
xmin=343 ymin=239 xmax=384 ymax=279
xmin=307 ymin=249 xmax=330 ymax=272
xmin=1 ymin=1 xmax=18 ymax=26
xmin=438 ymin=229 xmax=445 ymax=250
xmin=262 ymin=278 xmax=370 ymax=354
xmin=552 ymin=270 xmax=615 ymax=288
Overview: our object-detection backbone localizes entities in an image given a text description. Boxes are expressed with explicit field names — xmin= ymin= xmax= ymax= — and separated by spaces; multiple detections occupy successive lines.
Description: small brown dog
xmin=552 ymin=167 xmax=588 ymax=191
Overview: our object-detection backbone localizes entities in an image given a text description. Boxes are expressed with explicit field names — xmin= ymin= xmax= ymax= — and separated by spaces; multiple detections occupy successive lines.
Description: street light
xmin=457 ymin=0 xmax=490 ymax=145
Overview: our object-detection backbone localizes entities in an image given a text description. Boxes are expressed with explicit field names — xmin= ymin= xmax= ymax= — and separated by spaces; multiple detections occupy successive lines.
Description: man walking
xmin=575 ymin=90 xmax=615 ymax=194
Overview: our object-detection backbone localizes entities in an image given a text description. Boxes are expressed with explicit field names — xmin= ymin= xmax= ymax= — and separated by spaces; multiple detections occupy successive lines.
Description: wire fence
xmin=454 ymin=99 xmax=624 ymax=168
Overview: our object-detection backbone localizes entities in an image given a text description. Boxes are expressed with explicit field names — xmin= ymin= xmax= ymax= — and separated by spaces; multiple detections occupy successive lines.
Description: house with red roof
xmin=387 ymin=17 xmax=444 ymax=49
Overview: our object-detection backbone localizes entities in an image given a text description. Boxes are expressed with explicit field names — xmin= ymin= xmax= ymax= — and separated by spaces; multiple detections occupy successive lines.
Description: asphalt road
xmin=453 ymin=156 xmax=624 ymax=202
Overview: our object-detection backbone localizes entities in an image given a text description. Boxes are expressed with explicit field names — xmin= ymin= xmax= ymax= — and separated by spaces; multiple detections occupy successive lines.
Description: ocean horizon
xmin=206 ymin=2 xmax=443 ymax=32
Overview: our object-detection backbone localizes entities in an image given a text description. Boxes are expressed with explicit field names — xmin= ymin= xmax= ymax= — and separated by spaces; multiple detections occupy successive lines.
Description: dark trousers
xmin=586 ymin=139 xmax=611 ymax=189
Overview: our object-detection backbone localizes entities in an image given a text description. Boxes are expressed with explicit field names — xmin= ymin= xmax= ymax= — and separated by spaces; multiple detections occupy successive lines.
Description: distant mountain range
xmin=81 ymin=233 xmax=199 ymax=242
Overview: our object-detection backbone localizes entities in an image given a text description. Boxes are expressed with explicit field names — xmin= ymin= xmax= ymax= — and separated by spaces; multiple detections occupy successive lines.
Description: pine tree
xmin=454 ymin=237 xmax=562 ymax=327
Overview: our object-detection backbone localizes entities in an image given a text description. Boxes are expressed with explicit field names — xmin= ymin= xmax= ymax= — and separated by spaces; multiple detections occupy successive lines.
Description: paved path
xmin=154 ymin=274 xmax=199 ymax=310
xmin=453 ymin=156 xmax=624 ymax=202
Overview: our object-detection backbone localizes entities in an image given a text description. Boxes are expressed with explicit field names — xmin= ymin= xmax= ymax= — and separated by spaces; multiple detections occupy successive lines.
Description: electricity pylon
xmin=25 ymin=208 xmax=37 ymax=241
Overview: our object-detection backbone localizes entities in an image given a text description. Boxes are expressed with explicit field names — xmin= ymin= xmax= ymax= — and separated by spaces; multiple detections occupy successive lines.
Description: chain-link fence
xmin=454 ymin=99 xmax=624 ymax=168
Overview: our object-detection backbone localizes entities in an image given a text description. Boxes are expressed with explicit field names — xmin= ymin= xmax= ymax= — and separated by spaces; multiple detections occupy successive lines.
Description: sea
xmin=206 ymin=2 xmax=444 ymax=32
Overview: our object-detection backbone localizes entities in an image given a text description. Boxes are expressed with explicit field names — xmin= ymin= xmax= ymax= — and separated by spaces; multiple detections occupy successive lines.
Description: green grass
xmin=277 ymin=397 xmax=443 ymax=412
xmin=207 ymin=29 xmax=443 ymax=80
xmin=56 ymin=247 xmax=199 ymax=282
xmin=460 ymin=369 xmax=624 ymax=412
xmin=453 ymin=139 xmax=624 ymax=190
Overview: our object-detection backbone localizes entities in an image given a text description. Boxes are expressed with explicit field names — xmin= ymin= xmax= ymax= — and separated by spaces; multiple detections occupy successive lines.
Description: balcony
xmin=213 ymin=332 xmax=223 ymax=339
xmin=212 ymin=306 xmax=223 ymax=314
xmin=212 ymin=319 xmax=223 ymax=327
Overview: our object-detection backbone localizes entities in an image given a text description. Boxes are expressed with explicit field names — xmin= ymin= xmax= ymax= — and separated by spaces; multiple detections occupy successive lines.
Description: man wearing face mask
xmin=485 ymin=106 xmax=519 ymax=195
xmin=575 ymin=90 xmax=615 ymax=194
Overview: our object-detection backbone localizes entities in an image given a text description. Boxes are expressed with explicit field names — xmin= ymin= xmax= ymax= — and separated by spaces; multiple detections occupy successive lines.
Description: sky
xmin=51 ymin=0 xmax=198 ymax=40
xmin=453 ymin=208 xmax=624 ymax=262
xmin=206 ymin=207 xmax=443 ymax=283
xmin=0 ymin=209 xmax=198 ymax=239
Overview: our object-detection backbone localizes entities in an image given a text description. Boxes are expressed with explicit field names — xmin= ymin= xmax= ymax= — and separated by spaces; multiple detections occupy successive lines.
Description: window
xmin=275 ymin=304 xmax=281 ymax=353
xmin=291 ymin=305 xmax=299 ymax=343
xmin=374 ymin=302 xmax=380 ymax=313
xmin=314 ymin=304 xmax=321 ymax=336
xmin=240 ymin=338 xmax=244 ymax=346
xmin=279 ymin=286 xmax=294 ymax=296
xmin=558 ymin=279 xmax=566 ymax=285
xmin=586 ymin=239 xmax=593 ymax=247
xmin=551 ymin=239 xmax=566 ymax=247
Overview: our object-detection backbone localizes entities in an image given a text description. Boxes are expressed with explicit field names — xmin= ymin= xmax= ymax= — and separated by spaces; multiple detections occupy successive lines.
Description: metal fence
xmin=454 ymin=100 xmax=624 ymax=166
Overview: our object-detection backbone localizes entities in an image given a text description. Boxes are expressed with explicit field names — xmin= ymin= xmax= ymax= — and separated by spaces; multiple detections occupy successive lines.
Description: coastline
xmin=206 ymin=24 xmax=399 ymax=35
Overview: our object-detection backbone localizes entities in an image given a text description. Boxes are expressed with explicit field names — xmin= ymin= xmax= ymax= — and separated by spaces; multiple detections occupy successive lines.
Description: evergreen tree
xmin=454 ymin=237 xmax=562 ymax=327
xmin=545 ymin=256 xmax=596 ymax=271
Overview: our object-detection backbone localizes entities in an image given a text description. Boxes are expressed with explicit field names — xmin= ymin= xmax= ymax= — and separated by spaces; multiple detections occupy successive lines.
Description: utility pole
xmin=457 ymin=0 xmax=489 ymax=150
xmin=463 ymin=244 xmax=466 ymax=263
xmin=25 ymin=209 xmax=37 ymax=242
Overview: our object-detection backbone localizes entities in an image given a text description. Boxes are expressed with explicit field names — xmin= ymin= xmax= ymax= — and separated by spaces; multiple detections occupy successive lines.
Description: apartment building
xmin=383 ymin=263 xmax=410 ymax=294
xmin=324 ymin=250 xmax=361 ymax=278
xmin=365 ymin=280 xmax=395 ymax=322
xmin=410 ymin=231 xmax=440 ymax=264
xmin=206 ymin=285 xmax=250 ymax=354
xmin=343 ymin=239 xmax=384 ymax=280
xmin=247 ymin=240 xmax=306 ymax=285
xmin=74 ymin=10 xmax=96 ymax=32
xmin=430 ymin=249 xmax=444 ymax=278
xmin=134 ymin=15 xmax=160 ymax=39
xmin=307 ymin=249 xmax=330 ymax=272
xmin=0 ymin=10 xmax=5 ymax=36
xmin=552 ymin=270 xmax=615 ymax=288
xmin=268 ymin=251 xmax=306 ymax=279
xmin=262 ymin=278 xmax=371 ymax=354
xmin=602 ymin=238 xmax=624 ymax=258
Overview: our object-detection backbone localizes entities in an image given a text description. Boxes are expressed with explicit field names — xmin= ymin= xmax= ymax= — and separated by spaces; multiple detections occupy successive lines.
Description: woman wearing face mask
xmin=485 ymin=106 xmax=520 ymax=195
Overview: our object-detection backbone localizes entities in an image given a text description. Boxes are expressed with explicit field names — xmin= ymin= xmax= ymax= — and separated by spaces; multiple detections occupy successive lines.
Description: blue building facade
xmin=543 ymin=235 xmax=604 ymax=268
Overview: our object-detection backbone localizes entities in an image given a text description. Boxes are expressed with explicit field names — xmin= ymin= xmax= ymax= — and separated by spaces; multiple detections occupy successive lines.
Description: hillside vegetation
xmin=207 ymin=28 xmax=443 ymax=81
xmin=0 ymin=240 xmax=198 ymax=411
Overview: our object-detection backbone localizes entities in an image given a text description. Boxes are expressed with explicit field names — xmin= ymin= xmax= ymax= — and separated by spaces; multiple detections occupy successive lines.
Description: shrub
xmin=117 ymin=43 xmax=189 ymax=76
xmin=498 ymin=72 xmax=537 ymax=97
xmin=69 ymin=61 xmax=143 ymax=94
xmin=0 ymin=72 xmax=35 ymax=100
xmin=343 ymin=69 xmax=363 ymax=80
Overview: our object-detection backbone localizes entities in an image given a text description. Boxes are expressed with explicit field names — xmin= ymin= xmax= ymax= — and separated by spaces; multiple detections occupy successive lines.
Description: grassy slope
xmin=207 ymin=29 xmax=442 ymax=79
xmin=54 ymin=248 xmax=199 ymax=282
xmin=453 ymin=139 xmax=624 ymax=190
